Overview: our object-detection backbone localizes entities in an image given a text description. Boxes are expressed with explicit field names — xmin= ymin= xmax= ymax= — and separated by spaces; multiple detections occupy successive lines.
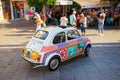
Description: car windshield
xmin=34 ymin=30 xmax=49 ymax=40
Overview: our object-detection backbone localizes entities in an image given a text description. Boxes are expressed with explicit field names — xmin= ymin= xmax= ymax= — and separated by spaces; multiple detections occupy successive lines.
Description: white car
xmin=21 ymin=26 xmax=91 ymax=71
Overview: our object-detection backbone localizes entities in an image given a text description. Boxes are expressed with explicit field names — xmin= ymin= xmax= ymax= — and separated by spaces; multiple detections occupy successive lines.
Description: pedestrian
xmin=47 ymin=10 xmax=52 ymax=26
xmin=34 ymin=12 xmax=43 ymax=31
xmin=41 ymin=12 xmax=47 ymax=27
xmin=60 ymin=13 xmax=68 ymax=27
xmin=79 ymin=13 xmax=87 ymax=36
xmin=76 ymin=13 xmax=81 ymax=28
xmin=98 ymin=9 xmax=106 ymax=36
xmin=70 ymin=10 xmax=76 ymax=27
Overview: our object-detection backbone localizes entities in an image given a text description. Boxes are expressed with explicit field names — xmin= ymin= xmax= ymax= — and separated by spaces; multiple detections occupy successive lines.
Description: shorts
xmin=81 ymin=27 xmax=86 ymax=33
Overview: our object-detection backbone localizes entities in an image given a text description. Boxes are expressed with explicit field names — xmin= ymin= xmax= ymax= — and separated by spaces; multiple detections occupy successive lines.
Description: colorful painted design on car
xmin=42 ymin=39 xmax=86 ymax=63
xmin=68 ymin=45 xmax=77 ymax=58
xmin=59 ymin=48 xmax=68 ymax=60
xmin=78 ymin=43 xmax=84 ymax=53
xmin=40 ymin=45 xmax=57 ymax=53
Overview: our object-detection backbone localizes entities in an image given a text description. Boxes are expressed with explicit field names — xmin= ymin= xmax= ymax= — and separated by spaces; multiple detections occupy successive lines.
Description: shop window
xmin=12 ymin=1 xmax=24 ymax=19
xmin=2 ymin=0 xmax=11 ymax=19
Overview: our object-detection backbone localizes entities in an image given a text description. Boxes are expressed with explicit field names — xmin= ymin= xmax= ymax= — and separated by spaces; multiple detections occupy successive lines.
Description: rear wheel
xmin=48 ymin=56 xmax=60 ymax=71
xmin=84 ymin=46 xmax=90 ymax=57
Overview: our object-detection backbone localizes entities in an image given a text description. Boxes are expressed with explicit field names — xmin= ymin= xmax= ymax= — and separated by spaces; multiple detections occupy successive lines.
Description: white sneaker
xmin=101 ymin=34 xmax=104 ymax=36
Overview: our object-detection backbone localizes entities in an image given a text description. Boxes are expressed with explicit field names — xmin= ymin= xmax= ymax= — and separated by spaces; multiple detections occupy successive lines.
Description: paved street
xmin=0 ymin=46 xmax=120 ymax=80
xmin=0 ymin=20 xmax=120 ymax=80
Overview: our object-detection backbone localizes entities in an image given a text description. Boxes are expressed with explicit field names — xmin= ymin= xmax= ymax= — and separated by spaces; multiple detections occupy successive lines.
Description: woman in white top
xmin=34 ymin=12 xmax=43 ymax=31
xmin=79 ymin=13 xmax=87 ymax=36
xmin=60 ymin=13 xmax=68 ymax=26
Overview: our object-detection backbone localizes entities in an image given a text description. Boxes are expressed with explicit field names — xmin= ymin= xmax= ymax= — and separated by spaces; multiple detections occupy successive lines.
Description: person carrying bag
xmin=79 ymin=13 xmax=87 ymax=36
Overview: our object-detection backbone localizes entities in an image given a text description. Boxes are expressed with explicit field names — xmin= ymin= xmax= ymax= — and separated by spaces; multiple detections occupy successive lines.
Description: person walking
xmin=70 ymin=10 xmax=76 ymax=27
xmin=41 ymin=12 xmax=47 ymax=27
xmin=98 ymin=9 xmax=106 ymax=36
xmin=76 ymin=13 xmax=81 ymax=28
xmin=79 ymin=13 xmax=87 ymax=36
xmin=34 ymin=12 xmax=43 ymax=31
xmin=47 ymin=10 xmax=52 ymax=26
xmin=60 ymin=13 xmax=68 ymax=27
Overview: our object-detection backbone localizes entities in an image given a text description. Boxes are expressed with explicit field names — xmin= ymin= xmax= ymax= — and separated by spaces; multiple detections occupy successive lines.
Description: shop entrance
xmin=12 ymin=1 xmax=24 ymax=19
xmin=1 ymin=0 xmax=11 ymax=19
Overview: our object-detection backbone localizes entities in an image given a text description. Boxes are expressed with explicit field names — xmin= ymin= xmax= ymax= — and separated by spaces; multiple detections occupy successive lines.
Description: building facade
xmin=0 ymin=0 xmax=11 ymax=20
xmin=0 ymin=0 xmax=28 ymax=20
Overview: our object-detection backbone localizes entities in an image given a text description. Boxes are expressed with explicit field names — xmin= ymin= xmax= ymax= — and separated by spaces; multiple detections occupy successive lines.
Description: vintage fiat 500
xmin=21 ymin=26 xmax=91 ymax=71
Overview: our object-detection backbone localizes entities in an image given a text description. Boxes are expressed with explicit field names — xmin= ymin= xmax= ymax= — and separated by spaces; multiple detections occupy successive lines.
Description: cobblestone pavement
xmin=0 ymin=46 xmax=120 ymax=80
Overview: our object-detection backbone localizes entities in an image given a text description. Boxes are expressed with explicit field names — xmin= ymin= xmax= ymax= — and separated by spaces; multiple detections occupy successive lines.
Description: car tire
xmin=48 ymin=56 xmax=60 ymax=71
xmin=84 ymin=46 xmax=90 ymax=57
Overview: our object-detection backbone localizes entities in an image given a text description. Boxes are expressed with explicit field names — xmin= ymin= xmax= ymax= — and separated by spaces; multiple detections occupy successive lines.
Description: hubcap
xmin=50 ymin=59 xmax=59 ymax=70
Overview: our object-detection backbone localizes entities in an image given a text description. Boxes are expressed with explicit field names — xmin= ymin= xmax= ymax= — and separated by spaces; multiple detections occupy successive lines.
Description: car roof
xmin=40 ymin=26 xmax=77 ymax=34
xmin=35 ymin=26 xmax=78 ymax=46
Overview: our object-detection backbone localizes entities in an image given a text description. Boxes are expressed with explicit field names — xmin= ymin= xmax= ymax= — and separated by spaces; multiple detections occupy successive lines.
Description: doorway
xmin=12 ymin=1 xmax=24 ymax=19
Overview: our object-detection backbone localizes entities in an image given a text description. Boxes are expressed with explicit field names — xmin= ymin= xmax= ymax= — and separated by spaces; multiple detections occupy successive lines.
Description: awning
xmin=74 ymin=0 xmax=111 ymax=8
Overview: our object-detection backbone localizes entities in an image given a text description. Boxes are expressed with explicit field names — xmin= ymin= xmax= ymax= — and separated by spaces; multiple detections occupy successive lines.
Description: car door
xmin=53 ymin=32 xmax=68 ymax=61
xmin=66 ymin=30 xmax=84 ymax=58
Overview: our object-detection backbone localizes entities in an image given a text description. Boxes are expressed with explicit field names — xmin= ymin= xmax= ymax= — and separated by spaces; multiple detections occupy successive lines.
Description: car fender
xmin=84 ymin=42 xmax=92 ymax=49
xmin=44 ymin=53 xmax=61 ymax=66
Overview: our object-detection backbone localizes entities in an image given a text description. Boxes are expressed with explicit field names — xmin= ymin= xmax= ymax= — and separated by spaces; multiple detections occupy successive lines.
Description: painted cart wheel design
xmin=59 ymin=48 xmax=68 ymax=60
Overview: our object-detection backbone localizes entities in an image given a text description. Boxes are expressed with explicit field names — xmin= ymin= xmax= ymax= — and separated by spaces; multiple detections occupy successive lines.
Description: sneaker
xmin=101 ymin=34 xmax=104 ymax=36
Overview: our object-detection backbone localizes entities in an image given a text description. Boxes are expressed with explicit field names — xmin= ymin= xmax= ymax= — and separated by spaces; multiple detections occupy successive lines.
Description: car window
xmin=34 ymin=30 xmax=49 ymax=40
xmin=67 ymin=30 xmax=80 ymax=40
xmin=53 ymin=32 xmax=66 ymax=44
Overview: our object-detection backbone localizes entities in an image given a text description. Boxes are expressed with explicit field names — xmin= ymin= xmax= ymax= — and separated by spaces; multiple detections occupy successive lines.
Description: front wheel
xmin=48 ymin=57 xmax=60 ymax=71
xmin=84 ymin=46 xmax=90 ymax=57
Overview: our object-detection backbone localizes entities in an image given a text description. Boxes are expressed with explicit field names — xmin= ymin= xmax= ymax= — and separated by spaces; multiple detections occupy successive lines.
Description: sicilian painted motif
xmin=56 ymin=42 xmax=67 ymax=48
xmin=76 ymin=38 xmax=83 ymax=43
xmin=78 ymin=43 xmax=84 ymax=53
xmin=57 ymin=42 xmax=68 ymax=60
xmin=59 ymin=48 xmax=68 ymax=60
xmin=40 ymin=45 xmax=57 ymax=52
xmin=40 ymin=39 xmax=86 ymax=63
xmin=42 ymin=40 xmax=84 ymax=61
xmin=67 ymin=40 xmax=77 ymax=45
xmin=68 ymin=45 xmax=77 ymax=58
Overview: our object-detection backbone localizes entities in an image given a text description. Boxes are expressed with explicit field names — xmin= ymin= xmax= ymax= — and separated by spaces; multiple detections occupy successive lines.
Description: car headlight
xmin=30 ymin=51 xmax=41 ymax=62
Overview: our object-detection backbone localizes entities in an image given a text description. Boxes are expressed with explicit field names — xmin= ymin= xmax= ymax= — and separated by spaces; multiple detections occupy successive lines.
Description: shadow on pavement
xmin=86 ymin=34 xmax=98 ymax=36
xmin=88 ymin=25 xmax=120 ymax=30
xmin=0 ymin=19 xmax=35 ymax=30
